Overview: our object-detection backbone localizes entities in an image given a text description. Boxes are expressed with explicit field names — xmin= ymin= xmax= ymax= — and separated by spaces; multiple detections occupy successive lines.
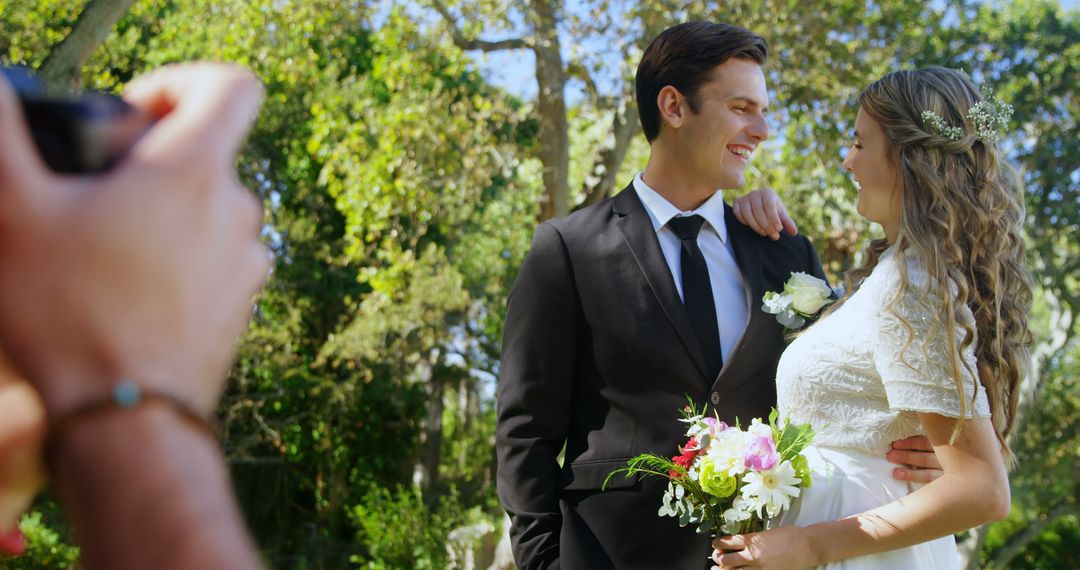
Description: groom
xmin=497 ymin=21 xmax=937 ymax=570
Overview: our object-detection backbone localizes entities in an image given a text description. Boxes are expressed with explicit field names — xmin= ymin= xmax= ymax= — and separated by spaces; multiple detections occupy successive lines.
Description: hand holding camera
xmin=0 ymin=63 xmax=269 ymax=420
xmin=0 ymin=66 xmax=153 ymax=174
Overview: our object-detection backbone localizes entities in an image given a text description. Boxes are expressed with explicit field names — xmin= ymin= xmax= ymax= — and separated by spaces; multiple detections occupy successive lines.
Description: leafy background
xmin=0 ymin=0 xmax=1076 ymax=568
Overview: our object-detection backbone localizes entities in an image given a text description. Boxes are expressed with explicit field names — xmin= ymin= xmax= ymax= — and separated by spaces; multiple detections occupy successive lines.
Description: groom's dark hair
xmin=636 ymin=21 xmax=767 ymax=142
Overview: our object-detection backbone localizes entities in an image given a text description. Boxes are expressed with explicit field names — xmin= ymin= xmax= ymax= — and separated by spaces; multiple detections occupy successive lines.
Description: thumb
xmin=780 ymin=206 xmax=799 ymax=236
xmin=0 ymin=73 xmax=55 ymax=225
xmin=0 ymin=73 xmax=49 ymax=183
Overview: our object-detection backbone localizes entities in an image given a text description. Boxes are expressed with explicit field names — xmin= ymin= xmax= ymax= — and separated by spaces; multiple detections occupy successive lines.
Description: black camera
xmin=1 ymin=66 xmax=153 ymax=174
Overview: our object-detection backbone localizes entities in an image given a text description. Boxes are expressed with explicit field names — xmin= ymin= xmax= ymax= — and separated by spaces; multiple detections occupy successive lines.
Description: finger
xmin=779 ymin=204 xmax=798 ymax=236
xmin=886 ymin=448 xmax=941 ymax=470
xmin=0 ymin=383 xmax=45 ymax=445
xmin=244 ymin=241 xmax=273 ymax=297
xmin=750 ymin=193 xmax=777 ymax=240
xmin=733 ymin=199 xmax=747 ymax=226
xmin=229 ymin=180 xmax=265 ymax=239
xmin=719 ymin=549 xmax=753 ymax=568
xmin=124 ymin=63 xmax=264 ymax=167
xmin=890 ymin=435 xmax=933 ymax=451
xmin=713 ymin=534 xmax=746 ymax=549
xmin=0 ymin=527 xmax=26 ymax=556
xmin=739 ymin=196 xmax=767 ymax=236
xmin=0 ymin=383 xmax=45 ymax=528
xmin=894 ymin=466 xmax=944 ymax=483
xmin=0 ymin=74 xmax=51 ymax=204
xmin=738 ymin=200 xmax=765 ymax=236
xmin=761 ymin=195 xmax=783 ymax=239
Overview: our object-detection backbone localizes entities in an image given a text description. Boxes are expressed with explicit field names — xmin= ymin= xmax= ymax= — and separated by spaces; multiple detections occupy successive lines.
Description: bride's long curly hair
xmin=827 ymin=67 xmax=1032 ymax=464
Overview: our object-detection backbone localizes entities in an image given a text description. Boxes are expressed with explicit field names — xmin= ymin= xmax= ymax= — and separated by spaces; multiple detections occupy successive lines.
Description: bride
xmin=715 ymin=66 xmax=1032 ymax=569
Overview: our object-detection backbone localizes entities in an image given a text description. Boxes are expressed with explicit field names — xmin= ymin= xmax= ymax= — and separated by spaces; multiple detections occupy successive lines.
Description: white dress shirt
xmin=633 ymin=173 xmax=750 ymax=364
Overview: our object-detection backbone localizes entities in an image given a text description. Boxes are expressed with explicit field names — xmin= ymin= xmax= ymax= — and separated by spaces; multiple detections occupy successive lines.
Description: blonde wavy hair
xmin=827 ymin=67 xmax=1033 ymax=464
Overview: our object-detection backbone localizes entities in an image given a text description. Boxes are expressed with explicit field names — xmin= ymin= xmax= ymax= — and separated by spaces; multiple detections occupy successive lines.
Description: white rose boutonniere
xmin=761 ymin=272 xmax=834 ymax=330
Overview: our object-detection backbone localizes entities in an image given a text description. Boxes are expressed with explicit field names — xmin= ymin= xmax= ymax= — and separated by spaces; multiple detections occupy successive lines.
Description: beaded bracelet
xmin=44 ymin=380 xmax=219 ymax=466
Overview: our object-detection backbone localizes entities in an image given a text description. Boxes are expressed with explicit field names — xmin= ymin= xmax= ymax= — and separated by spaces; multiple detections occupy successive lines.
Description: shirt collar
xmin=633 ymin=172 xmax=729 ymax=244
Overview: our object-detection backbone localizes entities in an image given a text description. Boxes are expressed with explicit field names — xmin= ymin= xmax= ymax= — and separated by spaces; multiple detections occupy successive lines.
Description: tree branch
xmin=38 ymin=0 xmax=137 ymax=92
xmin=990 ymin=501 xmax=1079 ymax=569
xmin=429 ymin=0 xmax=530 ymax=52
xmin=574 ymin=96 xmax=638 ymax=211
xmin=565 ymin=58 xmax=598 ymax=101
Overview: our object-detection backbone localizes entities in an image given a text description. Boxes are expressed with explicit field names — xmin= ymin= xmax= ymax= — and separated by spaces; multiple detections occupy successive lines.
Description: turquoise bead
xmin=113 ymin=381 xmax=142 ymax=408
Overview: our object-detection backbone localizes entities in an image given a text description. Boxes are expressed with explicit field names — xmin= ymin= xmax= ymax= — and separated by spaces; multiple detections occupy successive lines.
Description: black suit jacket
xmin=496 ymin=185 xmax=827 ymax=569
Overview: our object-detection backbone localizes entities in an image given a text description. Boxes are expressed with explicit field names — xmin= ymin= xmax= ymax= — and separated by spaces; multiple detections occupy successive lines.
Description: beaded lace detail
xmin=775 ymin=248 xmax=990 ymax=455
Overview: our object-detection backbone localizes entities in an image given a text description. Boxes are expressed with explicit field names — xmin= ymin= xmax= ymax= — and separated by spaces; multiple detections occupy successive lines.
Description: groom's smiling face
xmin=676 ymin=58 xmax=770 ymax=190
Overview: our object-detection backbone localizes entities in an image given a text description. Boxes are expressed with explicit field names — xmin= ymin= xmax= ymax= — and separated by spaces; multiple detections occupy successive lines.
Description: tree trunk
xmin=529 ymin=0 xmax=570 ymax=222
xmin=575 ymin=96 xmax=638 ymax=210
xmin=958 ymin=526 xmax=989 ymax=570
xmin=39 ymin=0 xmax=137 ymax=92
xmin=421 ymin=355 xmax=447 ymax=500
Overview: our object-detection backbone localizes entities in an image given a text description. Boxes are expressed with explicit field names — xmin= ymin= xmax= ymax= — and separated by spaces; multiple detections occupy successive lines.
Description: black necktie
xmin=669 ymin=215 xmax=723 ymax=381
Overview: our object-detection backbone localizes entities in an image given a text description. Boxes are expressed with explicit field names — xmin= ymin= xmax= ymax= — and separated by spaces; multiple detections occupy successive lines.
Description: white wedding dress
xmin=773 ymin=247 xmax=990 ymax=569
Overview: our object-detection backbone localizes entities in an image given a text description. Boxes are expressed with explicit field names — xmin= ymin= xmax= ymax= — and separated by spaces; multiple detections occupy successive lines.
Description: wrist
xmin=26 ymin=353 xmax=218 ymax=421
xmin=799 ymin=523 xmax=831 ymax=567
xmin=49 ymin=404 xmax=259 ymax=570
xmin=47 ymin=385 xmax=218 ymax=474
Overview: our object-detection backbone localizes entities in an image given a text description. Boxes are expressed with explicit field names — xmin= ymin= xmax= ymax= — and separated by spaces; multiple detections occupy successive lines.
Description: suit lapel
xmin=612 ymin=187 xmax=710 ymax=381
xmin=714 ymin=204 xmax=767 ymax=384
xmin=724 ymin=204 xmax=766 ymax=305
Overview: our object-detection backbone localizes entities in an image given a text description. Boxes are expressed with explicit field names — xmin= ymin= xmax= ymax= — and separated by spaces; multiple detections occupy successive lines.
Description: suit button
xmin=710 ymin=392 xmax=720 ymax=405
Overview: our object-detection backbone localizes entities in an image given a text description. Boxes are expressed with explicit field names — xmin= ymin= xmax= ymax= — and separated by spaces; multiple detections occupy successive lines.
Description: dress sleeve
xmin=872 ymin=258 xmax=991 ymax=419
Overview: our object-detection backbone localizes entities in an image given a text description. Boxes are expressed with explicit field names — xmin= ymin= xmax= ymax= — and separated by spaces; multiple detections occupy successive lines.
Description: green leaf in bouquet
xmin=792 ymin=453 xmax=812 ymax=488
xmin=696 ymin=518 xmax=714 ymax=535
xmin=776 ymin=420 xmax=816 ymax=460
xmin=603 ymin=453 xmax=679 ymax=490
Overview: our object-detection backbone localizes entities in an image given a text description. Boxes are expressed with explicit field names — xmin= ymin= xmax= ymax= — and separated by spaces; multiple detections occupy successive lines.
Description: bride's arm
xmin=711 ymin=414 xmax=1009 ymax=569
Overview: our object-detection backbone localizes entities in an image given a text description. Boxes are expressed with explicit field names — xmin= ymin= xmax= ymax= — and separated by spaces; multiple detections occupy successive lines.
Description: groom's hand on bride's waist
xmin=886 ymin=435 xmax=943 ymax=483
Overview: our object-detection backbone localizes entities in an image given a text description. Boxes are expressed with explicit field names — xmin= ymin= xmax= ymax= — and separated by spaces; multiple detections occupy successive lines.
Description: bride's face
xmin=843 ymin=108 xmax=902 ymax=240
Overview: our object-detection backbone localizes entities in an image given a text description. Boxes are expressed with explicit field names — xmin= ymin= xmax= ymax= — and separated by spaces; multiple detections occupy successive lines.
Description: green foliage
xmin=0 ymin=507 xmax=79 ymax=570
xmin=2 ymin=0 xmax=1077 ymax=567
xmin=349 ymin=486 xmax=471 ymax=569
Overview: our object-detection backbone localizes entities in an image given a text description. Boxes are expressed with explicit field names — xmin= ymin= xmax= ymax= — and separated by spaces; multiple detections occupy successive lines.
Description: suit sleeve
xmin=496 ymin=222 xmax=578 ymax=570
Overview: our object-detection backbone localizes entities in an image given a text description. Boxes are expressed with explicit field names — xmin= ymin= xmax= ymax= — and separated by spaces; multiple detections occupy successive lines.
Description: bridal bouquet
xmin=605 ymin=404 xmax=815 ymax=536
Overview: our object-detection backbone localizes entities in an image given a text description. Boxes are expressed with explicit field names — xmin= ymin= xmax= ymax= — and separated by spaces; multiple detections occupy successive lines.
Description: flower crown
xmin=920 ymin=89 xmax=1013 ymax=143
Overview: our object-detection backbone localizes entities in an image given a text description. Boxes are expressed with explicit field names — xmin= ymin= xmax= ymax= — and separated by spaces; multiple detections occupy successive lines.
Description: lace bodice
xmin=775 ymin=247 xmax=991 ymax=455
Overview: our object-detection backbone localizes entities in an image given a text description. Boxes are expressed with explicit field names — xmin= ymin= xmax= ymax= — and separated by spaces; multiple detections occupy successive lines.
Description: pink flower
xmin=743 ymin=436 xmax=780 ymax=472
xmin=703 ymin=417 xmax=729 ymax=435
xmin=683 ymin=436 xmax=702 ymax=453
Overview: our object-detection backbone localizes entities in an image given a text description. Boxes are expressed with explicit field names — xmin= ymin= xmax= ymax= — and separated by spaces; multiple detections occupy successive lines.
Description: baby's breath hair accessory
xmin=968 ymin=90 xmax=1013 ymax=142
xmin=921 ymin=110 xmax=964 ymax=141
xmin=921 ymin=88 xmax=1014 ymax=143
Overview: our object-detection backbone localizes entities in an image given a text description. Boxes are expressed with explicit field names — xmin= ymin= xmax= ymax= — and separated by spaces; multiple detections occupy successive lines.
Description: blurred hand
xmin=732 ymin=188 xmax=798 ymax=240
xmin=712 ymin=527 xmax=817 ymax=569
xmin=0 ymin=353 xmax=44 ymax=554
xmin=0 ymin=63 xmax=270 ymax=418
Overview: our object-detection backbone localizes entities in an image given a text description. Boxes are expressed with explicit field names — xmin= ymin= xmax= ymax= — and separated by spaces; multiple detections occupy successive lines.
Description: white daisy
xmin=740 ymin=459 xmax=803 ymax=518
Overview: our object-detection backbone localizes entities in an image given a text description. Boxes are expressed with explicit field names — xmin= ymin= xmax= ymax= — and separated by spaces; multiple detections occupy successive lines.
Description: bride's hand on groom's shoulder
xmin=711 ymin=526 xmax=818 ymax=569
xmin=887 ymin=435 xmax=944 ymax=483
xmin=732 ymin=188 xmax=799 ymax=241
